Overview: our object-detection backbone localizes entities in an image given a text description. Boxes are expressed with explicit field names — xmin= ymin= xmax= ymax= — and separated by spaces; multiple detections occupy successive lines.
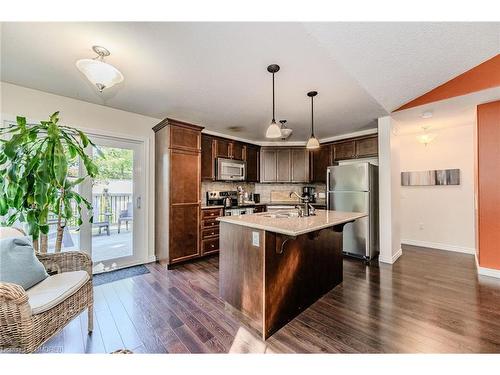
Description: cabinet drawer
xmin=202 ymin=238 xmax=219 ymax=254
xmin=202 ymin=208 xmax=222 ymax=219
xmin=201 ymin=218 xmax=219 ymax=228
xmin=202 ymin=227 xmax=219 ymax=239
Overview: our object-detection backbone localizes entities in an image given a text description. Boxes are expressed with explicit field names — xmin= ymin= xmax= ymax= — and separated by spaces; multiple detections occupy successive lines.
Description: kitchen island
xmin=217 ymin=209 xmax=366 ymax=339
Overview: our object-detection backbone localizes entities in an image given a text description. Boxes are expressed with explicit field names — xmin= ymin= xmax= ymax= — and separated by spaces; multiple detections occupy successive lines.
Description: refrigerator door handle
xmin=326 ymin=168 xmax=331 ymax=209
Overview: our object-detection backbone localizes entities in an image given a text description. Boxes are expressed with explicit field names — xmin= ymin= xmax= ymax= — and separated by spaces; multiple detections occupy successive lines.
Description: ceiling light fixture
xmin=279 ymin=120 xmax=293 ymax=140
xmin=76 ymin=46 xmax=124 ymax=93
xmin=306 ymin=91 xmax=320 ymax=150
xmin=265 ymin=64 xmax=282 ymax=138
xmin=417 ymin=126 xmax=436 ymax=146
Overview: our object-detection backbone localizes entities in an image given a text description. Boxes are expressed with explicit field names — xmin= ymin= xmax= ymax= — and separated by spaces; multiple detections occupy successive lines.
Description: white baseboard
xmin=475 ymin=254 xmax=500 ymax=279
xmin=379 ymin=248 xmax=402 ymax=264
xmin=402 ymin=239 xmax=476 ymax=255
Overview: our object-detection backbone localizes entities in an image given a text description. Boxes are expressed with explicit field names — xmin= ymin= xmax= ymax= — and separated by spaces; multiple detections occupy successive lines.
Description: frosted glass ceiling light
xmin=417 ymin=126 xmax=437 ymax=146
xmin=76 ymin=46 xmax=124 ymax=92
xmin=306 ymin=91 xmax=320 ymax=150
xmin=265 ymin=64 xmax=282 ymax=139
xmin=279 ymin=120 xmax=293 ymax=140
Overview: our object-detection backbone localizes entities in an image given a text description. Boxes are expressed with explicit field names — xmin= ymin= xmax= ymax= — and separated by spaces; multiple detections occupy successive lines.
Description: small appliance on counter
xmin=302 ymin=186 xmax=316 ymax=203
xmin=253 ymin=193 xmax=260 ymax=203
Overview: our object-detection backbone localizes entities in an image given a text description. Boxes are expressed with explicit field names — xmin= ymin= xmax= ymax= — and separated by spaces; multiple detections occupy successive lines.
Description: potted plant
xmin=0 ymin=112 xmax=100 ymax=253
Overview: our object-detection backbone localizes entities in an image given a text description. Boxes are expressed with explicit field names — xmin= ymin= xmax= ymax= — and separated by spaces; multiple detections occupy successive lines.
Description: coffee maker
xmin=302 ymin=186 xmax=316 ymax=203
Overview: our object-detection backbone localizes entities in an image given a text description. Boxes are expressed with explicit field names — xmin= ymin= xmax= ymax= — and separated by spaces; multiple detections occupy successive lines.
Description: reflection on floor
xmin=37 ymin=246 xmax=500 ymax=353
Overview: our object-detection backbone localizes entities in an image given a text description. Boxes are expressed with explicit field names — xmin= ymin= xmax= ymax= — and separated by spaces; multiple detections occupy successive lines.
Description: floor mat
xmin=93 ymin=265 xmax=150 ymax=286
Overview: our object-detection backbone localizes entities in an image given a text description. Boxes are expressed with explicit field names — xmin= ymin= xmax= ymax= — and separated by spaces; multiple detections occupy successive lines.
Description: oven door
xmin=217 ymin=158 xmax=246 ymax=181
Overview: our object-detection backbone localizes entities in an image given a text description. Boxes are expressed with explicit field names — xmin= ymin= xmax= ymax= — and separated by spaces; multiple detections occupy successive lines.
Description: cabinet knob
xmin=211 ymin=244 xmax=215 ymax=248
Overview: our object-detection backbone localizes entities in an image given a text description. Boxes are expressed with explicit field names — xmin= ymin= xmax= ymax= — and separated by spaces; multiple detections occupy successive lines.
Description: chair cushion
xmin=0 ymin=236 xmax=49 ymax=290
xmin=26 ymin=270 xmax=90 ymax=314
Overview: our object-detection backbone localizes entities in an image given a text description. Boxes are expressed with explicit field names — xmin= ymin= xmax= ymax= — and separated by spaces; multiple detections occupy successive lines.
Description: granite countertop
xmin=217 ymin=209 xmax=366 ymax=236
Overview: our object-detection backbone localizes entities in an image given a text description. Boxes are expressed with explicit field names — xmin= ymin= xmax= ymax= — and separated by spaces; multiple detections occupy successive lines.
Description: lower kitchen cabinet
xmin=200 ymin=207 xmax=223 ymax=256
xmin=169 ymin=204 xmax=200 ymax=262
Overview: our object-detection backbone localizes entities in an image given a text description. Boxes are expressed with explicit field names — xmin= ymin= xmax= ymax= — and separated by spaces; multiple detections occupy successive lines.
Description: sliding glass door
xmin=78 ymin=135 xmax=147 ymax=273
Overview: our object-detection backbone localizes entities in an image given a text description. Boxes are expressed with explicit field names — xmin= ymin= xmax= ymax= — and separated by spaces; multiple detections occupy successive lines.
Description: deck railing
xmin=92 ymin=193 xmax=132 ymax=224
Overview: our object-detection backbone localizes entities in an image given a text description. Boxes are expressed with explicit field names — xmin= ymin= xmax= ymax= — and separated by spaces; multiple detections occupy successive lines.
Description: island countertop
xmin=216 ymin=209 xmax=366 ymax=236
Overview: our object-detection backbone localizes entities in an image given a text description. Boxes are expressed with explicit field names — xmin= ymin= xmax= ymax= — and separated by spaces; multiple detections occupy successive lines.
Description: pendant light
xmin=306 ymin=91 xmax=320 ymax=149
xmin=76 ymin=46 xmax=124 ymax=93
xmin=265 ymin=64 xmax=282 ymax=138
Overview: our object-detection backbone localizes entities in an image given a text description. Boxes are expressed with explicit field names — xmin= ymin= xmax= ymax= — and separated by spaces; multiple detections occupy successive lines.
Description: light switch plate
xmin=252 ymin=231 xmax=259 ymax=247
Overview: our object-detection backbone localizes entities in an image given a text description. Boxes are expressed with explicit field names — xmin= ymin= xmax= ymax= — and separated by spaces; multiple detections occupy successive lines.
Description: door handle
xmin=136 ymin=196 xmax=141 ymax=209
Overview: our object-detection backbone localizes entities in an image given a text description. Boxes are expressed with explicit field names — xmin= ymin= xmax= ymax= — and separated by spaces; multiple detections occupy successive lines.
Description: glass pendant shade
xmin=306 ymin=135 xmax=320 ymax=149
xmin=265 ymin=120 xmax=282 ymax=138
xmin=76 ymin=58 xmax=124 ymax=92
xmin=280 ymin=127 xmax=293 ymax=139
xmin=417 ymin=132 xmax=436 ymax=146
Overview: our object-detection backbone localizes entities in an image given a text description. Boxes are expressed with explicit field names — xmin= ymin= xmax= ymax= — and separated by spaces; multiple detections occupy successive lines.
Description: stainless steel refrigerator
xmin=326 ymin=162 xmax=379 ymax=260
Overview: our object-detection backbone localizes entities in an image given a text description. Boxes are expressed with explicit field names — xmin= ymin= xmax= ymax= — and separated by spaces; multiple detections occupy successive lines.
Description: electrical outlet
xmin=252 ymin=231 xmax=260 ymax=247
xmin=419 ymin=223 xmax=424 ymax=230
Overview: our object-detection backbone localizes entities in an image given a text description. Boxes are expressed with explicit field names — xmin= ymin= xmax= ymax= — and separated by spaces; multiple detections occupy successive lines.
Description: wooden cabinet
xmin=169 ymin=204 xmax=200 ymax=261
xmin=200 ymin=207 xmax=223 ymax=256
xmin=201 ymin=135 xmax=215 ymax=181
xmin=215 ymin=138 xmax=232 ymax=158
xmin=261 ymin=147 xmax=310 ymax=183
xmin=332 ymin=135 xmax=378 ymax=161
xmin=231 ymin=142 xmax=245 ymax=160
xmin=291 ymin=148 xmax=309 ymax=182
xmin=153 ymin=118 xmax=203 ymax=266
xmin=245 ymin=145 xmax=260 ymax=182
xmin=276 ymin=149 xmax=291 ymax=182
xmin=355 ymin=136 xmax=378 ymax=158
xmin=201 ymin=134 xmax=260 ymax=182
xmin=310 ymin=145 xmax=332 ymax=183
xmin=333 ymin=140 xmax=355 ymax=161
xmin=260 ymin=148 xmax=278 ymax=182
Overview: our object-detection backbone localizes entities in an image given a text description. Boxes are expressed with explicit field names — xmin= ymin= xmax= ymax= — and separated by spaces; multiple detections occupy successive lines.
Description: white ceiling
xmin=1 ymin=22 xmax=498 ymax=141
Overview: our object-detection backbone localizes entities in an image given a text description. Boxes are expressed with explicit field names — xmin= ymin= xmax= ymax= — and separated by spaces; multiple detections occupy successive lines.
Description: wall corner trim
xmin=475 ymin=254 xmax=500 ymax=279
xmin=379 ymin=248 xmax=402 ymax=264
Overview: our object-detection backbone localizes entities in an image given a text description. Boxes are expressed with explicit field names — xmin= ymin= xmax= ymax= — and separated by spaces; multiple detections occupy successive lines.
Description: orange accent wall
xmin=476 ymin=100 xmax=500 ymax=270
xmin=395 ymin=54 xmax=500 ymax=112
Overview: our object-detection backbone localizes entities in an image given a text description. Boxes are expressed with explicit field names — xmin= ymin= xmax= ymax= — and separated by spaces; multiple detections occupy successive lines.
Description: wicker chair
xmin=0 ymin=227 xmax=93 ymax=353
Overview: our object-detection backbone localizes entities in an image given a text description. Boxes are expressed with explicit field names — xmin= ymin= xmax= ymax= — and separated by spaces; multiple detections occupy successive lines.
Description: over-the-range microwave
xmin=216 ymin=158 xmax=246 ymax=181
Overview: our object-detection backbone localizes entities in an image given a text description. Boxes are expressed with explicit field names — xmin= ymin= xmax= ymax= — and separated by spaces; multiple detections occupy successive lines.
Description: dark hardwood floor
xmin=37 ymin=246 xmax=500 ymax=353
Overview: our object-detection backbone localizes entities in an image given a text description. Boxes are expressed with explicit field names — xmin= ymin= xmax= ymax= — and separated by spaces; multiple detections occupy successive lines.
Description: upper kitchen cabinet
xmin=201 ymin=133 xmax=260 ymax=182
xmin=215 ymin=138 xmax=232 ymax=158
xmin=276 ymin=148 xmax=291 ymax=182
xmin=310 ymin=144 xmax=332 ymax=183
xmin=260 ymin=148 xmax=278 ymax=182
xmin=355 ymin=135 xmax=378 ymax=158
xmin=245 ymin=144 xmax=260 ymax=182
xmin=291 ymin=148 xmax=310 ymax=182
xmin=333 ymin=140 xmax=355 ymax=161
xmin=231 ymin=142 xmax=245 ymax=160
xmin=201 ymin=134 xmax=216 ymax=181
xmin=333 ymin=135 xmax=378 ymax=161
xmin=260 ymin=147 xmax=309 ymax=183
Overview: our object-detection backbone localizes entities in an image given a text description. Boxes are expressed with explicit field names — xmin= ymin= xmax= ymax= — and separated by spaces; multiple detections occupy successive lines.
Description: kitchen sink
xmin=260 ymin=210 xmax=300 ymax=219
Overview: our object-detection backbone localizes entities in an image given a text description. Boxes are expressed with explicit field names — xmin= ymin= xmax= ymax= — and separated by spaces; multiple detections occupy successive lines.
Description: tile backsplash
xmin=201 ymin=181 xmax=326 ymax=204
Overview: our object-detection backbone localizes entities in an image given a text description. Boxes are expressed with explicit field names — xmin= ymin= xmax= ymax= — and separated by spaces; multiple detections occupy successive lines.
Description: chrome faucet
xmin=289 ymin=192 xmax=316 ymax=217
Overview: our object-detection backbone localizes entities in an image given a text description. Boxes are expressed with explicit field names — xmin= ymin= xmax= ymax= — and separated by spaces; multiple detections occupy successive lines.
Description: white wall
xmin=378 ymin=116 xmax=402 ymax=264
xmin=399 ymin=124 xmax=475 ymax=254
xmin=0 ymin=82 xmax=160 ymax=262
